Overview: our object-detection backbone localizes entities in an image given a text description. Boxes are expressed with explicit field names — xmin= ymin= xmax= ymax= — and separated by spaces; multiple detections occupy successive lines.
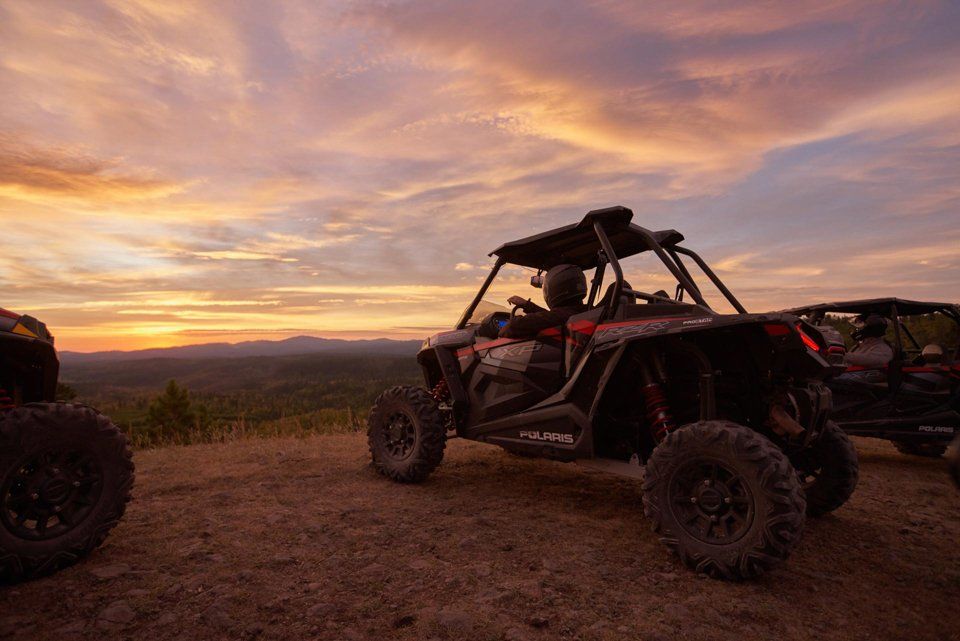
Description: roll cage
xmin=456 ymin=206 xmax=746 ymax=329
xmin=786 ymin=298 xmax=960 ymax=362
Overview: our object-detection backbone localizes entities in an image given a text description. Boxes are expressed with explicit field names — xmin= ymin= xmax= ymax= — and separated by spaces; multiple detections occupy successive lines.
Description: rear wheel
xmin=368 ymin=386 xmax=445 ymax=483
xmin=794 ymin=421 xmax=859 ymax=517
xmin=0 ymin=403 xmax=134 ymax=583
xmin=893 ymin=440 xmax=947 ymax=458
xmin=642 ymin=421 xmax=806 ymax=580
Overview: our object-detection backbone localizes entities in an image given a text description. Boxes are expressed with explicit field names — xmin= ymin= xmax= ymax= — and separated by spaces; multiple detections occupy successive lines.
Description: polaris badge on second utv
xmin=368 ymin=206 xmax=856 ymax=579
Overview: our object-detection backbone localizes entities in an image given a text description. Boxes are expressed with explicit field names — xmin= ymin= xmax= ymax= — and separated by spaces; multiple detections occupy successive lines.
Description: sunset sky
xmin=1 ymin=1 xmax=959 ymax=352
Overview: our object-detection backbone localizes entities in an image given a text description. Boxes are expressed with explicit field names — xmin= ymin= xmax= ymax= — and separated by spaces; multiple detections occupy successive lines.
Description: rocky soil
xmin=1 ymin=434 xmax=958 ymax=641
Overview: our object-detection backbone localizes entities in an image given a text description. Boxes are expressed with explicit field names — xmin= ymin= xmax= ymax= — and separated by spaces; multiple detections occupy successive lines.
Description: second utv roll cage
xmin=456 ymin=206 xmax=746 ymax=329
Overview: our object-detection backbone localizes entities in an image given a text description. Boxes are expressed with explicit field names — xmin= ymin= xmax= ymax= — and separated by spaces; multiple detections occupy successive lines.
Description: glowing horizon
xmin=2 ymin=1 xmax=959 ymax=352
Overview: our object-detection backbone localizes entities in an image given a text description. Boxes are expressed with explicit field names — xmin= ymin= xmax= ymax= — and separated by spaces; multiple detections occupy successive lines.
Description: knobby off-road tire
xmin=642 ymin=420 xmax=806 ymax=580
xmin=0 ymin=403 xmax=134 ymax=583
xmin=368 ymin=386 xmax=445 ymax=483
xmin=893 ymin=440 xmax=948 ymax=458
xmin=797 ymin=421 xmax=859 ymax=517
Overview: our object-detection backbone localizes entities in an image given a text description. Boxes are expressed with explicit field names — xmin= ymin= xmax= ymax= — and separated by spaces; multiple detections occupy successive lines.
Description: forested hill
xmin=60 ymin=335 xmax=423 ymax=364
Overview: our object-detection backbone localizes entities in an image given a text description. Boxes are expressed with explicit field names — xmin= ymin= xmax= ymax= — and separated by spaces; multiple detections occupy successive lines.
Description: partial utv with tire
xmin=368 ymin=207 xmax=857 ymax=580
xmin=1 ymin=308 xmax=134 ymax=583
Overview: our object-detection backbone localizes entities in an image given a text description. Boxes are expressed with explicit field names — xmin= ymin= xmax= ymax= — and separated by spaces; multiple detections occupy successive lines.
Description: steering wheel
xmin=510 ymin=304 xmax=522 ymax=320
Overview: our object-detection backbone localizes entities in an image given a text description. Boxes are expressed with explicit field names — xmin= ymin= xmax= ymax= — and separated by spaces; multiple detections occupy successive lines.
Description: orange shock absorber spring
xmin=430 ymin=379 xmax=450 ymax=406
xmin=641 ymin=382 xmax=674 ymax=443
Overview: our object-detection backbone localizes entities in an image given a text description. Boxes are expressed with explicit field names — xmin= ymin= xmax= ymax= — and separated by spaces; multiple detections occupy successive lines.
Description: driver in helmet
xmin=500 ymin=263 xmax=587 ymax=339
xmin=844 ymin=313 xmax=893 ymax=369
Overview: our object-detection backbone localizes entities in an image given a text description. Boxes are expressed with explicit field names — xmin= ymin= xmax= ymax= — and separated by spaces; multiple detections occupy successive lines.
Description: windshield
xmin=464 ymin=299 xmax=509 ymax=325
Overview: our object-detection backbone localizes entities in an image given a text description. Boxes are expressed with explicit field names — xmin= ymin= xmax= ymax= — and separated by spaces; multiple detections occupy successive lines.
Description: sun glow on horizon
xmin=2 ymin=1 xmax=958 ymax=352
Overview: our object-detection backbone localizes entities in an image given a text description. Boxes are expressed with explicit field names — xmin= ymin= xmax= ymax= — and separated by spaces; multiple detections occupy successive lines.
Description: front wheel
xmin=0 ymin=403 xmax=134 ymax=583
xmin=367 ymin=386 xmax=446 ymax=483
xmin=794 ymin=421 xmax=859 ymax=517
xmin=642 ymin=421 xmax=806 ymax=580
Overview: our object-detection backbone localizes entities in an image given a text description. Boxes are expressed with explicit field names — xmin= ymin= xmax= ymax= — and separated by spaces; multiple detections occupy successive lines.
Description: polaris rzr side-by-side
xmin=368 ymin=206 xmax=857 ymax=580
xmin=0 ymin=307 xmax=133 ymax=582
xmin=786 ymin=299 xmax=960 ymax=459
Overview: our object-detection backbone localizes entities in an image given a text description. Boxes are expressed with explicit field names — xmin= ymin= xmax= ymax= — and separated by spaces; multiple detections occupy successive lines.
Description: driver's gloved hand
xmin=507 ymin=295 xmax=538 ymax=312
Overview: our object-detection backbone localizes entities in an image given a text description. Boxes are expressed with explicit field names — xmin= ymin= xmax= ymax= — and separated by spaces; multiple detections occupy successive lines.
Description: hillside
xmin=59 ymin=352 xmax=422 ymax=445
xmin=60 ymin=335 xmax=422 ymax=364
xmin=61 ymin=352 xmax=421 ymax=397
xmin=0 ymin=434 xmax=957 ymax=640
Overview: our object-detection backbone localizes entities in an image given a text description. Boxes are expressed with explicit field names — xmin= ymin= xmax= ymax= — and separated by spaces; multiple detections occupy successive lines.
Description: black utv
xmin=0 ymin=307 xmax=133 ymax=582
xmin=786 ymin=299 xmax=959 ymax=458
xmin=368 ymin=206 xmax=857 ymax=580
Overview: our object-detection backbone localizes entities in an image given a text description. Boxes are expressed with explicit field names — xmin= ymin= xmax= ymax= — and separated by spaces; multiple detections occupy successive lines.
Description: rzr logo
xmin=519 ymin=430 xmax=574 ymax=444
xmin=596 ymin=321 xmax=670 ymax=340
xmin=491 ymin=343 xmax=543 ymax=359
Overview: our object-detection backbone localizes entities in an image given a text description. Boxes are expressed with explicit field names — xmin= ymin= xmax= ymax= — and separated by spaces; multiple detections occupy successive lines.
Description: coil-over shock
xmin=636 ymin=350 xmax=674 ymax=443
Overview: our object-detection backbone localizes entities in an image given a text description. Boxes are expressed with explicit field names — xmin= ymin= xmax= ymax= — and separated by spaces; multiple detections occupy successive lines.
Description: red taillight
xmin=796 ymin=324 xmax=821 ymax=352
xmin=764 ymin=321 xmax=822 ymax=352
xmin=0 ymin=308 xmax=19 ymax=320
xmin=763 ymin=322 xmax=791 ymax=336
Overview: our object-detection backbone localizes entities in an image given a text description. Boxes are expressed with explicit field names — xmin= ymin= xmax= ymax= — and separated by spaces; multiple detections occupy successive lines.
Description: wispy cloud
xmin=1 ymin=0 xmax=957 ymax=350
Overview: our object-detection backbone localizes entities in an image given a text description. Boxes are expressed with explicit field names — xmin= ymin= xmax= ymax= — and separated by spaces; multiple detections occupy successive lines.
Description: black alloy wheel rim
xmin=1 ymin=448 xmax=103 ymax=541
xmin=383 ymin=412 xmax=417 ymax=460
xmin=668 ymin=458 xmax=755 ymax=544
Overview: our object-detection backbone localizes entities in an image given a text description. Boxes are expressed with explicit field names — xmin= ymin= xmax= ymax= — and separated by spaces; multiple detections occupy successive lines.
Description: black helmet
xmin=851 ymin=314 xmax=888 ymax=341
xmin=543 ymin=263 xmax=586 ymax=309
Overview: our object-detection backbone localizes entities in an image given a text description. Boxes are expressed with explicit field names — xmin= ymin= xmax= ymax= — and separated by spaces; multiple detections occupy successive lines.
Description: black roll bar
xmin=593 ymin=222 xmax=625 ymax=317
xmin=672 ymin=246 xmax=747 ymax=314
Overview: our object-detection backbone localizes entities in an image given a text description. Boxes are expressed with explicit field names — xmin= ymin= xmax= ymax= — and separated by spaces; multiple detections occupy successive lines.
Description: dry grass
xmin=1 ymin=435 xmax=958 ymax=641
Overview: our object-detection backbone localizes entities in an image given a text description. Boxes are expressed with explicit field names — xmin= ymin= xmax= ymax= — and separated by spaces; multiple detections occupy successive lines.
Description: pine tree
xmin=147 ymin=380 xmax=199 ymax=440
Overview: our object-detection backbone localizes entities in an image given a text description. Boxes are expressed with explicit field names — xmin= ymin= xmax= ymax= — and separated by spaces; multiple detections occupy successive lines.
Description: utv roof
xmin=490 ymin=206 xmax=684 ymax=270
xmin=785 ymin=298 xmax=960 ymax=318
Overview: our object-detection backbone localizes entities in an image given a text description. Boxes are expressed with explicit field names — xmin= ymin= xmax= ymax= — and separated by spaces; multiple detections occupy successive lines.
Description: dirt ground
xmin=1 ymin=434 xmax=958 ymax=641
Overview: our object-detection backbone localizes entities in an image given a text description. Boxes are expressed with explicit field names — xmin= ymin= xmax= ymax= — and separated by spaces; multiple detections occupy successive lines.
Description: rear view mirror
xmin=530 ymin=273 xmax=543 ymax=288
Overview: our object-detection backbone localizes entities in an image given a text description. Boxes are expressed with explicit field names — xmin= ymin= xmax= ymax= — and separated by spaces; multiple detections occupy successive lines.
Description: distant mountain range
xmin=60 ymin=335 xmax=423 ymax=364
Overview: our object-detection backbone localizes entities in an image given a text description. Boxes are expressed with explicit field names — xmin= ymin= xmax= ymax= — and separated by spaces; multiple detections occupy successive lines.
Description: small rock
xmin=90 ymin=563 xmax=131 ymax=579
xmin=528 ymin=615 xmax=549 ymax=629
xmin=392 ymin=614 xmax=416 ymax=628
xmin=271 ymin=554 xmax=296 ymax=565
xmin=98 ymin=601 xmax=136 ymax=625
xmin=245 ymin=622 xmax=265 ymax=638
xmin=157 ymin=612 xmax=178 ymax=627
xmin=504 ymin=627 xmax=528 ymax=641
xmin=307 ymin=603 xmax=336 ymax=618
xmin=304 ymin=582 xmax=324 ymax=592
xmin=436 ymin=608 xmax=472 ymax=632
